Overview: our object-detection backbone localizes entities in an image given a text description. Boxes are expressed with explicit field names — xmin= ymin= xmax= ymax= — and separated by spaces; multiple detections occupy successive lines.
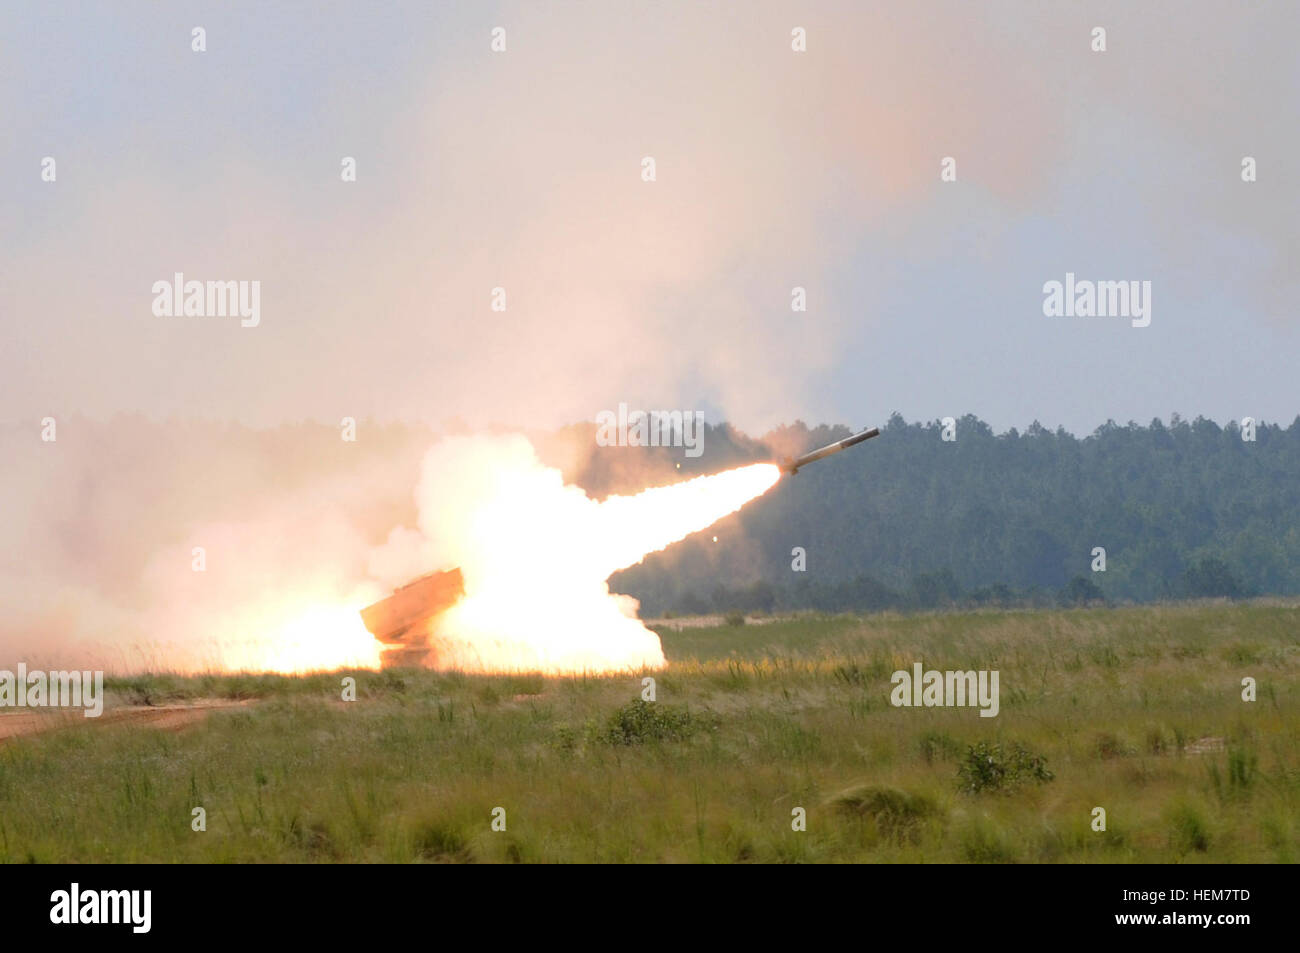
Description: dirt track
xmin=0 ymin=699 xmax=251 ymax=742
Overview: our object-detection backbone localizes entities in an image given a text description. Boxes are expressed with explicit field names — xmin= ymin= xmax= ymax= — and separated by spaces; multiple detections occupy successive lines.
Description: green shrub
xmin=957 ymin=741 xmax=1054 ymax=794
xmin=596 ymin=699 xmax=714 ymax=746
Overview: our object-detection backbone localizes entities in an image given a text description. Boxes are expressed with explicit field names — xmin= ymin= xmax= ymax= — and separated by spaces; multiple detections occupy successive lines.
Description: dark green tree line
xmin=606 ymin=413 xmax=1300 ymax=614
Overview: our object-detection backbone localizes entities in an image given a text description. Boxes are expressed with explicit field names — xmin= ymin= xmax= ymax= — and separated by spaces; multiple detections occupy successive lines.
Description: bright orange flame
xmin=372 ymin=436 xmax=782 ymax=674
xmin=432 ymin=461 xmax=780 ymax=673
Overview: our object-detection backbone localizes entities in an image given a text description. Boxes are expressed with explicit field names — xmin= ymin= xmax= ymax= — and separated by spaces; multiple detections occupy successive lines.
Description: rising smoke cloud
xmin=9 ymin=4 xmax=1293 ymax=436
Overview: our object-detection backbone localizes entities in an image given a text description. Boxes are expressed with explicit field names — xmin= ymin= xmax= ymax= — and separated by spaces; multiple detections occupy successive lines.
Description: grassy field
xmin=2 ymin=602 xmax=1297 ymax=862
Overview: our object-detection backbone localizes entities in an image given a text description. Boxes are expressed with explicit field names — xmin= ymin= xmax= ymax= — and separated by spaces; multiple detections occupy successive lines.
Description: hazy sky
xmin=4 ymin=1 xmax=1297 ymax=436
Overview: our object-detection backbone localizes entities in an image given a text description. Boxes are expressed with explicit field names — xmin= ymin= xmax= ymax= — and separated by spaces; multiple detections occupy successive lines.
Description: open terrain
xmin=2 ymin=602 xmax=1296 ymax=862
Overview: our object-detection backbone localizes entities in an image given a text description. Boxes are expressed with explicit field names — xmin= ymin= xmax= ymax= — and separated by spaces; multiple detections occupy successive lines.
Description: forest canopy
xmin=605 ymin=414 xmax=1300 ymax=615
